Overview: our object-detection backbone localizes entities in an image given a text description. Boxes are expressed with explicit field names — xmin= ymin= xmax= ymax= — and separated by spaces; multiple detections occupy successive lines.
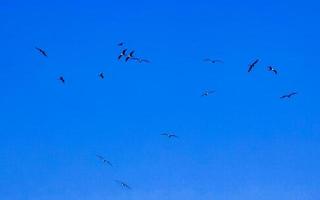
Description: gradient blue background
xmin=1 ymin=0 xmax=320 ymax=199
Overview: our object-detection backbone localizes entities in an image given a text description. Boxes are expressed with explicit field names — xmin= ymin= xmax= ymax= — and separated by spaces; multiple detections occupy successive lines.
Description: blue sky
xmin=1 ymin=0 xmax=320 ymax=199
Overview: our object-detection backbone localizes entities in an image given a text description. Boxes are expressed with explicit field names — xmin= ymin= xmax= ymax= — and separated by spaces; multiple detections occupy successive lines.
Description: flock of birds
xmin=34 ymin=42 xmax=298 ymax=190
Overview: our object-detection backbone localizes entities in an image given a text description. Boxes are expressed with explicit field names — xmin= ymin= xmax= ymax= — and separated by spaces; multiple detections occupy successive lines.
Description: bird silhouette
xmin=161 ymin=133 xmax=178 ymax=138
xmin=115 ymin=180 xmax=131 ymax=189
xmin=131 ymin=57 xmax=150 ymax=63
xmin=201 ymin=90 xmax=215 ymax=97
xmin=118 ymin=49 xmax=127 ymax=60
xmin=267 ymin=66 xmax=278 ymax=74
xmin=203 ymin=58 xmax=223 ymax=64
xmin=58 ymin=76 xmax=65 ymax=84
xmin=125 ymin=51 xmax=135 ymax=62
xmin=280 ymin=92 xmax=298 ymax=99
xmin=248 ymin=59 xmax=259 ymax=72
xmin=35 ymin=47 xmax=48 ymax=57
xmin=96 ymin=155 xmax=113 ymax=166
xmin=118 ymin=42 xmax=124 ymax=47
xmin=98 ymin=72 xmax=105 ymax=79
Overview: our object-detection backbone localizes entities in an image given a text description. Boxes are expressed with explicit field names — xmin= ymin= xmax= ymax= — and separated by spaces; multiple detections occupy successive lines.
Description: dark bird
xmin=118 ymin=42 xmax=124 ymax=47
xmin=161 ymin=133 xmax=178 ymax=138
xmin=201 ymin=90 xmax=215 ymax=97
xmin=248 ymin=59 xmax=259 ymax=72
xmin=35 ymin=47 xmax=48 ymax=57
xmin=115 ymin=180 xmax=131 ymax=189
xmin=99 ymin=72 xmax=105 ymax=79
xmin=96 ymin=155 xmax=113 ymax=166
xmin=203 ymin=58 xmax=223 ymax=64
xmin=118 ymin=49 xmax=127 ymax=60
xmin=125 ymin=51 xmax=135 ymax=62
xmin=280 ymin=92 xmax=298 ymax=99
xmin=267 ymin=66 xmax=278 ymax=74
xmin=58 ymin=76 xmax=65 ymax=84
xmin=131 ymin=57 xmax=150 ymax=63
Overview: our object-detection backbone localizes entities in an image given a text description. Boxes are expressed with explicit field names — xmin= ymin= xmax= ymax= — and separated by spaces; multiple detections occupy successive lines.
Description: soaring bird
xmin=99 ymin=72 xmax=105 ymax=79
xmin=58 ymin=76 xmax=65 ymax=84
xmin=125 ymin=51 xmax=135 ymax=62
xmin=203 ymin=58 xmax=223 ymax=64
xmin=201 ymin=90 xmax=215 ymax=97
xmin=131 ymin=57 xmax=150 ymax=63
xmin=118 ymin=42 xmax=124 ymax=47
xmin=267 ymin=66 xmax=278 ymax=74
xmin=161 ymin=133 xmax=178 ymax=138
xmin=248 ymin=59 xmax=259 ymax=72
xmin=35 ymin=47 xmax=48 ymax=57
xmin=96 ymin=155 xmax=112 ymax=166
xmin=280 ymin=92 xmax=298 ymax=99
xmin=118 ymin=49 xmax=127 ymax=60
xmin=115 ymin=180 xmax=131 ymax=189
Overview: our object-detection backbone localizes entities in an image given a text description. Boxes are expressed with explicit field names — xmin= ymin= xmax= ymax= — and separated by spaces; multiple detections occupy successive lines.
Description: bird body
xmin=201 ymin=90 xmax=215 ymax=97
xmin=99 ymin=72 xmax=105 ymax=79
xmin=96 ymin=155 xmax=113 ymax=166
xmin=280 ymin=92 xmax=297 ymax=99
xmin=203 ymin=58 xmax=223 ymax=64
xmin=115 ymin=180 xmax=131 ymax=189
xmin=248 ymin=59 xmax=259 ymax=72
xmin=58 ymin=76 xmax=65 ymax=84
xmin=131 ymin=57 xmax=150 ymax=63
xmin=35 ymin=47 xmax=48 ymax=57
xmin=267 ymin=66 xmax=278 ymax=74
xmin=125 ymin=51 xmax=135 ymax=62
xmin=118 ymin=49 xmax=127 ymax=60
xmin=161 ymin=133 xmax=178 ymax=138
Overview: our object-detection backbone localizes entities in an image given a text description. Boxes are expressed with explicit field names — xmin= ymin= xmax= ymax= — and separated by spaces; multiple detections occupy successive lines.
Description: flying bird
xmin=35 ymin=47 xmax=48 ymax=57
xmin=115 ymin=180 xmax=131 ymax=189
xmin=280 ymin=92 xmax=298 ymax=99
xmin=248 ymin=59 xmax=259 ymax=72
xmin=125 ymin=51 xmax=135 ymax=62
xmin=131 ymin=57 xmax=150 ymax=63
xmin=118 ymin=49 xmax=127 ymax=60
xmin=203 ymin=58 xmax=223 ymax=64
xmin=267 ymin=66 xmax=278 ymax=74
xmin=118 ymin=42 xmax=124 ymax=47
xmin=161 ymin=133 xmax=178 ymax=138
xmin=58 ymin=76 xmax=65 ymax=84
xmin=98 ymin=72 xmax=105 ymax=79
xmin=96 ymin=155 xmax=112 ymax=166
xmin=201 ymin=90 xmax=215 ymax=97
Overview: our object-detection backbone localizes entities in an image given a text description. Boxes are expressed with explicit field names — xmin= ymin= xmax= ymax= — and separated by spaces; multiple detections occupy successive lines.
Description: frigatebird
xmin=248 ymin=59 xmax=259 ymax=72
xmin=118 ymin=49 xmax=127 ymax=60
xmin=131 ymin=57 xmax=150 ymax=63
xmin=125 ymin=51 xmax=135 ymax=62
xmin=161 ymin=133 xmax=178 ymax=138
xmin=115 ymin=180 xmax=131 ymax=189
xmin=203 ymin=58 xmax=223 ymax=64
xmin=201 ymin=90 xmax=215 ymax=97
xmin=267 ymin=66 xmax=278 ymax=74
xmin=280 ymin=92 xmax=298 ymax=99
xmin=58 ymin=76 xmax=65 ymax=84
xmin=35 ymin=47 xmax=48 ymax=57
xmin=96 ymin=155 xmax=112 ymax=166
xmin=98 ymin=72 xmax=105 ymax=79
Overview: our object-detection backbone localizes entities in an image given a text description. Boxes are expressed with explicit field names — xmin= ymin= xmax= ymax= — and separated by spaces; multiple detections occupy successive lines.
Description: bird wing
xmin=96 ymin=155 xmax=104 ymax=160
xmin=248 ymin=65 xmax=254 ymax=72
xmin=141 ymin=59 xmax=150 ymax=63
xmin=289 ymin=92 xmax=297 ymax=97
xmin=213 ymin=59 xmax=223 ymax=63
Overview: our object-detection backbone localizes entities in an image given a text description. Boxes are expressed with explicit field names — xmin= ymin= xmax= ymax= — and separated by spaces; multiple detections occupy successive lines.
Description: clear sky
xmin=1 ymin=0 xmax=320 ymax=200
